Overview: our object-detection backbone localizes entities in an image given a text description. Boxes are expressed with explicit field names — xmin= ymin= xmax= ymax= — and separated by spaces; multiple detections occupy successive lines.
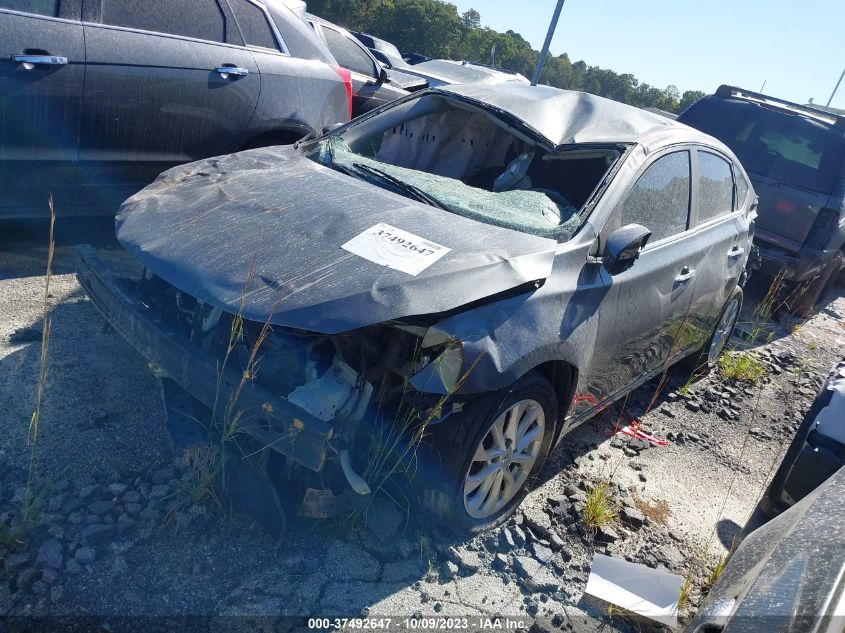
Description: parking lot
xmin=2 ymin=225 xmax=843 ymax=629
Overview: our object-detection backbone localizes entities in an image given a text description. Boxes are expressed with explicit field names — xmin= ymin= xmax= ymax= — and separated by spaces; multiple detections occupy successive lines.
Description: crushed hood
xmin=116 ymin=146 xmax=557 ymax=334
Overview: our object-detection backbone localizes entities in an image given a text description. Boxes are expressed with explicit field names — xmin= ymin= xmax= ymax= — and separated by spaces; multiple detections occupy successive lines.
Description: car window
xmin=321 ymin=26 xmax=376 ymax=78
xmin=0 ymin=0 xmax=58 ymax=16
xmin=679 ymin=99 xmax=845 ymax=194
xmin=620 ymin=151 xmax=691 ymax=243
xmin=734 ymin=166 xmax=750 ymax=209
xmin=100 ymin=0 xmax=226 ymax=43
xmin=698 ymin=151 xmax=734 ymax=223
xmin=229 ymin=0 xmax=277 ymax=50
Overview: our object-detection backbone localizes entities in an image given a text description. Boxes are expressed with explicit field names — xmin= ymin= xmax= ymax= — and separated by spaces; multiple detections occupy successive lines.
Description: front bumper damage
xmin=76 ymin=245 xmax=368 ymax=522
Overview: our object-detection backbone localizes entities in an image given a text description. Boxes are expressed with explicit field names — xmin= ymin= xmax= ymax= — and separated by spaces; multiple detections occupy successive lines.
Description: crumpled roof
xmin=438 ymin=83 xmax=713 ymax=148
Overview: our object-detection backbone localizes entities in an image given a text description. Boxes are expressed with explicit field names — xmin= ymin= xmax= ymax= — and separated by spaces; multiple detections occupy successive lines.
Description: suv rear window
xmin=679 ymin=98 xmax=845 ymax=194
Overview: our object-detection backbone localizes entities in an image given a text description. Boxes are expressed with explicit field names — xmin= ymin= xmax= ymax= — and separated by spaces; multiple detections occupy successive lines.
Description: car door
xmin=577 ymin=150 xmax=698 ymax=416
xmin=680 ymin=149 xmax=751 ymax=356
xmin=314 ymin=22 xmax=402 ymax=116
xmin=76 ymin=0 xmax=259 ymax=211
xmin=0 ymin=1 xmax=84 ymax=216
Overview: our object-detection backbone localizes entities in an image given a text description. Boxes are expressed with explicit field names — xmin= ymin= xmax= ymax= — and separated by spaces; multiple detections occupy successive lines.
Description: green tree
xmin=679 ymin=90 xmax=706 ymax=113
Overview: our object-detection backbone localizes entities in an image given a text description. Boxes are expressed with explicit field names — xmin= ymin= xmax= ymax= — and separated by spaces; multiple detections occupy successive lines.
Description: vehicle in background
xmin=643 ymin=106 xmax=678 ymax=120
xmin=759 ymin=358 xmax=845 ymax=517
xmin=0 ymin=0 xmax=351 ymax=220
xmin=350 ymin=30 xmax=417 ymax=72
xmin=678 ymin=86 xmax=845 ymax=315
xmin=349 ymin=30 xmax=528 ymax=88
xmin=306 ymin=14 xmax=427 ymax=117
xmin=78 ymin=84 xmax=753 ymax=533
xmin=686 ymin=465 xmax=845 ymax=633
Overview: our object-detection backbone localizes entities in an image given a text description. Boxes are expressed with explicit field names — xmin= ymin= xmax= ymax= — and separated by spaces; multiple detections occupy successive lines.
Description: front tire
xmin=418 ymin=371 xmax=558 ymax=533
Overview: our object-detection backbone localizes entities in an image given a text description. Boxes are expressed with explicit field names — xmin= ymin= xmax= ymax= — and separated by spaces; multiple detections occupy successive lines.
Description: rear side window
xmin=321 ymin=26 xmax=376 ymax=78
xmin=621 ymin=151 xmax=691 ymax=243
xmin=0 ymin=0 xmax=58 ymax=16
xmin=698 ymin=151 xmax=734 ymax=222
xmin=229 ymin=0 xmax=277 ymax=50
xmin=679 ymin=99 xmax=845 ymax=194
xmin=101 ymin=0 xmax=226 ymax=43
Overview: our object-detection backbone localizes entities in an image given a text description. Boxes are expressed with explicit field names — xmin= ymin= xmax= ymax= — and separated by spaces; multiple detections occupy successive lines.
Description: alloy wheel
xmin=463 ymin=399 xmax=545 ymax=519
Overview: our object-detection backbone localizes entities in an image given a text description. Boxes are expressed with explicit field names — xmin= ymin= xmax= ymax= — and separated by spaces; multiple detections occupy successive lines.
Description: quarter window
xmin=620 ymin=151 xmax=691 ymax=243
xmin=0 ymin=0 xmax=58 ymax=16
xmin=321 ymin=26 xmax=376 ymax=78
xmin=698 ymin=151 xmax=734 ymax=223
xmin=100 ymin=0 xmax=226 ymax=43
xmin=229 ymin=0 xmax=277 ymax=50
xmin=734 ymin=167 xmax=750 ymax=210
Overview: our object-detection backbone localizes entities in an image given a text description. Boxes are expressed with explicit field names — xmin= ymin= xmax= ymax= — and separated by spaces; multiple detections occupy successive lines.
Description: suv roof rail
xmin=715 ymin=85 xmax=845 ymax=130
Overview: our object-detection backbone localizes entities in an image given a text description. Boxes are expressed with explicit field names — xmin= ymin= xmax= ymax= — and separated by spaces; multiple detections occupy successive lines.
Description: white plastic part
xmin=340 ymin=450 xmax=371 ymax=495
xmin=288 ymin=358 xmax=372 ymax=423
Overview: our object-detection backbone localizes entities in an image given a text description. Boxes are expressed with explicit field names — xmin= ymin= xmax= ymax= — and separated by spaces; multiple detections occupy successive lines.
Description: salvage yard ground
xmin=1 ymin=224 xmax=844 ymax=631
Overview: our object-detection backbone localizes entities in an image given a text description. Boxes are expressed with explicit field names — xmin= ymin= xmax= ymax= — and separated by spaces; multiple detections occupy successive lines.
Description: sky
xmin=449 ymin=0 xmax=845 ymax=109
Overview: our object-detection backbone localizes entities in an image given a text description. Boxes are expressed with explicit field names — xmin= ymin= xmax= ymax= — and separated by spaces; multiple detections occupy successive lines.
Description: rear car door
xmin=77 ymin=0 xmax=259 ymax=210
xmin=0 ymin=1 xmax=83 ymax=216
xmin=313 ymin=22 xmax=403 ymax=116
xmin=681 ymin=149 xmax=751 ymax=356
xmin=582 ymin=150 xmax=698 ymax=411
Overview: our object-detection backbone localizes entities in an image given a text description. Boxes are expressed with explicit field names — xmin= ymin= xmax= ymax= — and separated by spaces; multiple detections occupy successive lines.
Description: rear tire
xmin=681 ymin=287 xmax=743 ymax=378
xmin=417 ymin=371 xmax=558 ymax=534
xmin=788 ymin=252 xmax=842 ymax=317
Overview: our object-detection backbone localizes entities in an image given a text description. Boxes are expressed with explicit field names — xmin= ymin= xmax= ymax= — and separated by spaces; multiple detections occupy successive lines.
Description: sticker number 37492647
xmin=341 ymin=223 xmax=451 ymax=276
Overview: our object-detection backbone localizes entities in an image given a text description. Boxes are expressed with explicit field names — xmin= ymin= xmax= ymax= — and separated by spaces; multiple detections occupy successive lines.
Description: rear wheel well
xmin=239 ymin=130 xmax=310 ymax=151
xmin=533 ymin=360 xmax=577 ymax=426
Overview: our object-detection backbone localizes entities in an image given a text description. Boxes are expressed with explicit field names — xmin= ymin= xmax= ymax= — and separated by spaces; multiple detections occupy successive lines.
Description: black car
xmin=0 ymin=0 xmax=351 ymax=220
xmin=306 ymin=15 xmax=427 ymax=117
xmin=678 ymin=86 xmax=845 ymax=315
xmin=760 ymin=358 xmax=845 ymax=517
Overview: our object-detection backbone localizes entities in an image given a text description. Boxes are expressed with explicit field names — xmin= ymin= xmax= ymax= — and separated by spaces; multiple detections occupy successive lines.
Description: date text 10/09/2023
xmin=307 ymin=617 xmax=528 ymax=631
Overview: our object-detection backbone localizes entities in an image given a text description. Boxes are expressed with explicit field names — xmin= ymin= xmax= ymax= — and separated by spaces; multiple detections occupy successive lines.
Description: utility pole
xmin=827 ymin=67 xmax=845 ymax=107
xmin=531 ymin=0 xmax=566 ymax=86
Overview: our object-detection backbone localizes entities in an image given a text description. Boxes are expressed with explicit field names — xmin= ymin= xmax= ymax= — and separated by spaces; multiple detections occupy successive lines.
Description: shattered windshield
xmin=303 ymin=95 xmax=619 ymax=240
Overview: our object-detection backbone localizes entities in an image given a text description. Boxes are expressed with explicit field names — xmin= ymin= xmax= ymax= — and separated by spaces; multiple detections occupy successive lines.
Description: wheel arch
xmin=531 ymin=360 xmax=578 ymax=435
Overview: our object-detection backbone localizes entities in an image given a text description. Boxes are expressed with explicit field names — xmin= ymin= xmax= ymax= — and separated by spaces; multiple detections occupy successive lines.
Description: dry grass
xmin=631 ymin=493 xmax=671 ymax=525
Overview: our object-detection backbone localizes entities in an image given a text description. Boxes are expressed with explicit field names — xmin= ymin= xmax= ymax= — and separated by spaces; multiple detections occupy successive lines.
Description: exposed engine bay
xmin=136 ymin=269 xmax=464 ymax=518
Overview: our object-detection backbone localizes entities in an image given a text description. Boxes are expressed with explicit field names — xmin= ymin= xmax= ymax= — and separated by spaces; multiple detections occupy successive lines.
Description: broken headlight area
xmin=136 ymin=272 xmax=471 ymax=520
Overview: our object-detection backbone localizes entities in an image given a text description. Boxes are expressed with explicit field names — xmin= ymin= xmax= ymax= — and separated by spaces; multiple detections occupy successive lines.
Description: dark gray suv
xmin=0 ymin=0 xmax=351 ymax=219
xmin=679 ymin=86 xmax=845 ymax=314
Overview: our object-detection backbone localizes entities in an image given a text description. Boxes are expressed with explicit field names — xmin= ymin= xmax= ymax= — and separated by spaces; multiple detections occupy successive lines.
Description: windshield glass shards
xmin=304 ymin=96 xmax=619 ymax=240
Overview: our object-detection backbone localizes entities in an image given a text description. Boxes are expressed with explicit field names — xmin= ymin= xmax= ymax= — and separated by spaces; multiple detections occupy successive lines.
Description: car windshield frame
xmin=299 ymin=92 xmax=624 ymax=242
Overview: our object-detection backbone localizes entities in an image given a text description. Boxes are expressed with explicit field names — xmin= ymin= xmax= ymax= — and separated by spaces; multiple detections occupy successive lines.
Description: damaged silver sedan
xmin=77 ymin=83 xmax=754 ymax=532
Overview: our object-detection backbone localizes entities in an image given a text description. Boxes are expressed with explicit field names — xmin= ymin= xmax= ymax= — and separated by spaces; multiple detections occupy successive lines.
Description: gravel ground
xmin=1 ymin=232 xmax=843 ymax=632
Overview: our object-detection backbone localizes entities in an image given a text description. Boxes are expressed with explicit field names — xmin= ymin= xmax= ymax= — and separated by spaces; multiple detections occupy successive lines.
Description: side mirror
xmin=378 ymin=67 xmax=390 ymax=83
xmin=602 ymin=223 xmax=652 ymax=275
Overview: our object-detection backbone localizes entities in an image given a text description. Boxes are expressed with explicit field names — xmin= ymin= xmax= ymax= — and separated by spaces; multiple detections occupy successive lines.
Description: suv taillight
xmin=331 ymin=66 xmax=353 ymax=120
xmin=804 ymin=207 xmax=839 ymax=250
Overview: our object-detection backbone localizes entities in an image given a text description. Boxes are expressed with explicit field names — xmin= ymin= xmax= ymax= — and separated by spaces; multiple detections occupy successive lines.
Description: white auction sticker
xmin=342 ymin=223 xmax=451 ymax=276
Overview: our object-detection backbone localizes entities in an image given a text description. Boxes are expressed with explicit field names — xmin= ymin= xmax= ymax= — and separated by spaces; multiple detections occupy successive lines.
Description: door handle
xmin=215 ymin=66 xmax=249 ymax=78
xmin=13 ymin=54 xmax=68 ymax=69
xmin=728 ymin=246 xmax=745 ymax=259
xmin=674 ymin=267 xmax=696 ymax=283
